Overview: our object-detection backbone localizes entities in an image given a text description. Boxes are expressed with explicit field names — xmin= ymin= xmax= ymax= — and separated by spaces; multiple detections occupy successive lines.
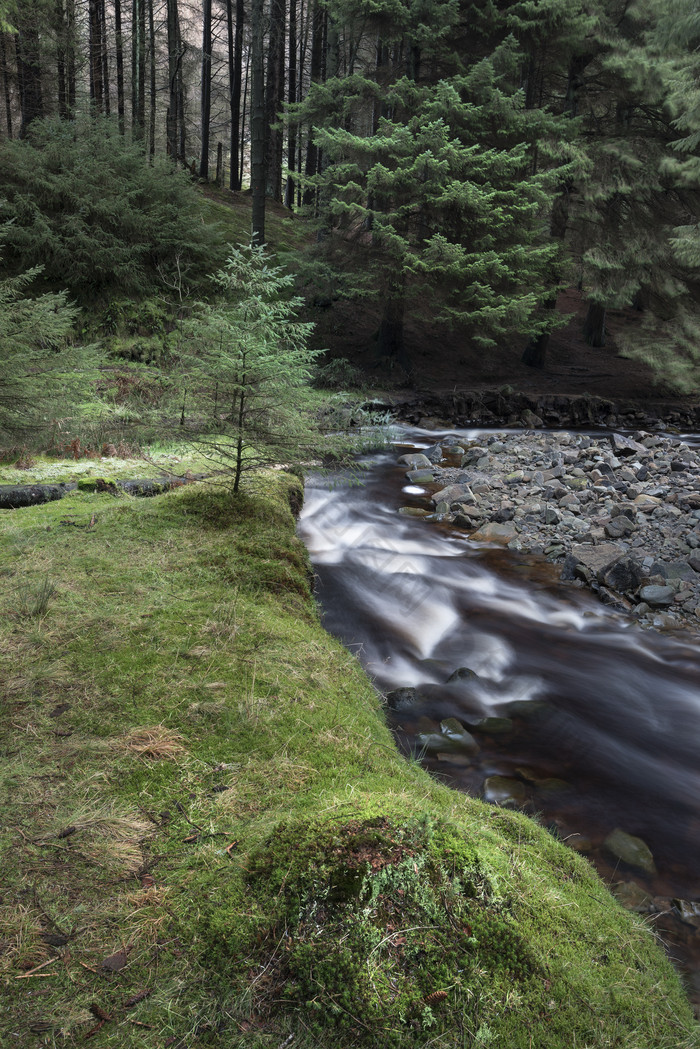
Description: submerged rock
xmin=482 ymin=775 xmax=528 ymax=806
xmin=604 ymin=828 xmax=657 ymax=875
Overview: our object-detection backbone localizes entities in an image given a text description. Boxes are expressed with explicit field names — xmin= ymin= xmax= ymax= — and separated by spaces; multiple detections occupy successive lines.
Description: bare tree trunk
xmin=0 ymin=33 xmax=12 ymax=136
xmin=240 ymin=45 xmax=249 ymax=188
xmin=132 ymin=0 xmax=146 ymax=138
xmin=89 ymin=0 xmax=103 ymax=110
xmin=583 ymin=302 xmax=606 ymax=347
xmin=114 ymin=0 xmax=125 ymax=131
xmin=166 ymin=0 xmax=179 ymax=159
xmin=100 ymin=0 xmax=111 ymax=114
xmin=216 ymin=140 xmax=223 ymax=184
xmin=226 ymin=0 xmax=244 ymax=189
xmin=66 ymin=0 xmax=76 ymax=113
xmin=284 ymin=0 xmax=297 ymax=208
xmin=265 ymin=0 xmax=285 ymax=200
xmin=303 ymin=0 xmax=324 ymax=209
xmin=200 ymin=0 xmax=212 ymax=178
xmin=250 ymin=0 xmax=265 ymax=242
xmin=177 ymin=5 xmax=186 ymax=164
xmin=148 ymin=0 xmax=156 ymax=156
xmin=15 ymin=21 xmax=43 ymax=137
xmin=55 ymin=0 xmax=67 ymax=118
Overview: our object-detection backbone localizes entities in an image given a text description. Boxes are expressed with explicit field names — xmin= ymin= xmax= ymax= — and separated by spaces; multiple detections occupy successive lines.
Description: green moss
xmin=0 ymin=470 xmax=697 ymax=1048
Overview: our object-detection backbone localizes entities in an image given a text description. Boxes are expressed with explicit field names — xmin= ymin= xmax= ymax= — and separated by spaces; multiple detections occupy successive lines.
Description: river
xmin=298 ymin=428 xmax=700 ymax=1005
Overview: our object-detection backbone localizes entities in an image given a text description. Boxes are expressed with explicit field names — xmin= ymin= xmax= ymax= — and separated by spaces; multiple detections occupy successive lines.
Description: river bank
xmin=396 ymin=428 xmax=700 ymax=637
xmin=2 ymin=468 xmax=699 ymax=1047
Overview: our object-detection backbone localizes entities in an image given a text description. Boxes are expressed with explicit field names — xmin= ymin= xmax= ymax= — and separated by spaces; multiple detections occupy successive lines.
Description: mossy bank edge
xmin=1 ymin=474 xmax=696 ymax=1048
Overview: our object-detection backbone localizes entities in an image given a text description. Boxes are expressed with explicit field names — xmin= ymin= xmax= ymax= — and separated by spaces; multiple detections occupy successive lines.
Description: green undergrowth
xmin=0 ymin=473 xmax=697 ymax=1047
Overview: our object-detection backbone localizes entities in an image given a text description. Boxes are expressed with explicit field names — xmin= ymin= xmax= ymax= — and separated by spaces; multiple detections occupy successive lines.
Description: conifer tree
xmin=0 ymin=256 xmax=80 ymax=443
xmin=177 ymin=243 xmax=320 ymax=492
xmin=296 ymin=4 xmax=581 ymax=365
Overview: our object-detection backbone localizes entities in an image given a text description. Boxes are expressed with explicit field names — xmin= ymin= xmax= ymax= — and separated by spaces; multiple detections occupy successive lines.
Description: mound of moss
xmin=0 ymin=472 xmax=697 ymax=1048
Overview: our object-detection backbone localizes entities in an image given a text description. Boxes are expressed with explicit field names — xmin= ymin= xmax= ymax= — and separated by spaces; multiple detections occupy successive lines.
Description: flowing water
xmin=299 ymin=429 xmax=700 ymax=1002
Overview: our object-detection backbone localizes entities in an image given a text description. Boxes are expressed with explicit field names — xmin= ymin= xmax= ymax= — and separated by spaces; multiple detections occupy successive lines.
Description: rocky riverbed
xmin=397 ymin=428 xmax=700 ymax=636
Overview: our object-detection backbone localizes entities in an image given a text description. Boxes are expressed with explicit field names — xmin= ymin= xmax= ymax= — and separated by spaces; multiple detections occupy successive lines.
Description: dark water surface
xmin=299 ymin=430 xmax=700 ymax=1001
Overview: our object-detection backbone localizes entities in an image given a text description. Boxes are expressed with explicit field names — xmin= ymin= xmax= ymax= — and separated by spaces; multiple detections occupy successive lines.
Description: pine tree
xmin=176 ymin=243 xmax=320 ymax=492
xmin=296 ymin=8 xmax=582 ymax=366
xmin=0 ymin=254 xmax=80 ymax=444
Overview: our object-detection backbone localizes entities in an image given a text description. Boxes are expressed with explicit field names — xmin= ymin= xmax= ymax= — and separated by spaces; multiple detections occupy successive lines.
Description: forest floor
xmin=314 ymin=287 xmax=695 ymax=408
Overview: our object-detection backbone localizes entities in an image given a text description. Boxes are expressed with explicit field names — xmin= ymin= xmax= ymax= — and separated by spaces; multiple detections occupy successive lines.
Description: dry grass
xmin=116 ymin=724 xmax=188 ymax=760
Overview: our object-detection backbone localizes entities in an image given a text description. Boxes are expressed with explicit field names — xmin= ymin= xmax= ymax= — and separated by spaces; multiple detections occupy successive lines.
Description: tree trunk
xmin=200 ymin=0 xmax=212 ymax=179
xmin=15 ymin=22 xmax=43 ymax=137
xmin=66 ymin=0 xmax=76 ymax=113
xmin=89 ymin=0 xmax=104 ymax=110
xmin=284 ymin=0 xmax=297 ymax=208
xmin=148 ymin=0 xmax=156 ymax=156
xmin=265 ymin=0 xmax=285 ymax=200
xmin=376 ymin=288 xmax=408 ymax=371
xmin=216 ymin=140 xmax=223 ymax=185
xmin=114 ymin=0 xmax=125 ymax=131
xmin=522 ymin=186 xmax=570 ymax=369
xmin=132 ymin=0 xmax=146 ymax=138
xmin=166 ymin=0 xmax=179 ymax=159
xmin=250 ymin=0 xmax=265 ymax=242
xmin=55 ymin=0 xmax=67 ymax=118
xmin=583 ymin=302 xmax=606 ymax=347
xmin=0 ymin=33 xmax=12 ymax=136
xmin=226 ymin=0 xmax=244 ymax=190
xmin=303 ymin=0 xmax=325 ymax=209
xmin=100 ymin=0 xmax=111 ymax=115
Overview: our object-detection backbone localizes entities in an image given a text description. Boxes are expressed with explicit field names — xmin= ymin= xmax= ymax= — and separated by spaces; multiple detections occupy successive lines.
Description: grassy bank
xmin=1 ymin=471 xmax=698 ymax=1048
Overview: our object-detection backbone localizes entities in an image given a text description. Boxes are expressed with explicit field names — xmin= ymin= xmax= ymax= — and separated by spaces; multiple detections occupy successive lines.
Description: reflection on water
xmin=299 ymin=432 xmax=700 ymax=998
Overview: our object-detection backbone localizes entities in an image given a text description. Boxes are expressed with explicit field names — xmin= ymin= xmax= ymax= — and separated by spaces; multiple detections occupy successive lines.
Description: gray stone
xmin=432 ymin=483 xmax=474 ymax=506
xmin=638 ymin=585 xmax=675 ymax=607
xmin=610 ymin=433 xmax=648 ymax=457
xmin=398 ymin=453 xmax=432 ymax=469
xmin=605 ymin=515 xmax=637 ymax=538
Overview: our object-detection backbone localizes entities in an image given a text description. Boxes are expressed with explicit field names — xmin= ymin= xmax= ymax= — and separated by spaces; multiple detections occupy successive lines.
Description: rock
xmin=446 ymin=667 xmax=480 ymax=684
xmin=470 ymin=521 xmax=519 ymax=544
xmin=612 ymin=881 xmax=653 ymax=912
xmin=604 ymin=828 xmax=657 ymax=874
xmin=406 ymin=469 xmax=435 ymax=484
xmin=439 ymin=718 xmax=480 ymax=754
xmin=385 ymin=687 xmax=419 ymax=711
xmin=638 ymin=585 xmax=675 ymax=607
xmin=432 ymin=483 xmax=474 ymax=506
xmin=610 ymin=433 xmax=648 ymax=457
xmin=467 ymin=716 xmax=514 ymax=735
xmin=398 ymin=506 xmax=431 ymax=517
xmin=605 ymin=515 xmax=637 ymax=538
xmin=423 ymin=443 xmax=444 ymax=463
xmin=633 ymin=494 xmax=662 ymax=512
xmin=483 ymin=775 xmax=528 ymax=806
xmin=397 ymin=453 xmax=432 ymax=469
xmin=598 ymin=556 xmax=646 ymax=593
xmin=672 ymin=899 xmax=700 ymax=928
xmin=569 ymin=543 xmax=622 ymax=575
